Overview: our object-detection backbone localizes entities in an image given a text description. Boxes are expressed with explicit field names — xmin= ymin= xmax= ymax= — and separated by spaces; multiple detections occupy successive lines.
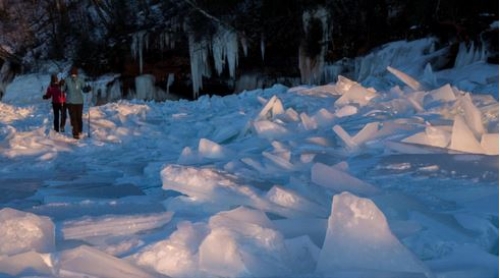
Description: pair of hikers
xmin=42 ymin=67 xmax=91 ymax=139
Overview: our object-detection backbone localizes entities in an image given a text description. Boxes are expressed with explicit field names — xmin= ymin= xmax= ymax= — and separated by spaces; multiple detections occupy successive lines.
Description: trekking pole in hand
xmin=87 ymin=103 xmax=91 ymax=138
xmin=85 ymin=83 xmax=92 ymax=138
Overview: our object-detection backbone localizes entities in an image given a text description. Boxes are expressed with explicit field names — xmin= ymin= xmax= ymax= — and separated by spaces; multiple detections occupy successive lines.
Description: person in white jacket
xmin=63 ymin=66 xmax=91 ymax=139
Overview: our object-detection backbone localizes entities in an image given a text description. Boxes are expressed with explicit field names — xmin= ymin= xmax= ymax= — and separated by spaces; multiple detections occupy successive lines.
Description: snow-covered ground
xmin=0 ymin=38 xmax=498 ymax=278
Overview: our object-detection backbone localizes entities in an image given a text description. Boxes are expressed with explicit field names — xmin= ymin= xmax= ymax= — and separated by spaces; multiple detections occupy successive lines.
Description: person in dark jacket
xmin=43 ymin=74 xmax=67 ymax=132
xmin=63 ymin=66 xmax=91 ymax=139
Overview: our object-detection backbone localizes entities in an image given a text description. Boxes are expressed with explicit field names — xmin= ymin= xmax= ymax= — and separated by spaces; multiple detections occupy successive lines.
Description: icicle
xmin=166 ymin=73 xmax=174 ymax=95
xmin=299 ymin=7 xmax=330 ymax=85
xmin=226 ymin=30 xmax=239 ymax=78
xmin=211 ymin=26 xmax=239 ymax=78
xmin=135 ymin=74 xmax=156 ymax=100
xmin=260 ymin=34 xmax=265 ymax=61
xmin=188 ymin=34 xmax=210 ymax=99
xmin=212 ymin=29 xmax=225 ymax=76
xmin=240 ymin=36 xmax=248 ymax=57
xmin=131 ymin=31 xmax=147 ymax=74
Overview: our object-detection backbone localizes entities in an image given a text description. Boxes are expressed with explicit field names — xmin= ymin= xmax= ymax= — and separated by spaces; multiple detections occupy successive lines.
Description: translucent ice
xmin=256 ymin=95 xmax=284 ymax=121
xmin=449 ymin=115 xmax=485 ymax=154
xmin=403 ymin=125 xmax=451 ymax=149
xmin=59 ymin=245 xmax=155 ymax=278
xmin=135 ymin=74 xmax=156 ymax=100
xmin=0 ymin=208 xmax=54 ymax=256
xmin=427 ymin=84 xmax=456 ymax=103
xmin=387 ymin=66 xmax=422 ymax=91
xmin=133 ymin=221 xmax=209 ymax=277
xmin=266 ymin=185 xmax=328 ymax=218
xmin=480 ymin=133 xmax=499 ymax=155
xmin=335 ymin=83 xmax=377 ymax=107
xmin=0 ymin=251 xmax=53 ymax=276
xmin=198 ymin=138 xmax=227 ymax=159
xmin=316 ymin=192 xmax=432 ymax=277
xmin=458 ymin=94 xmax=486 ymax=138
xmin=252 ymin=120 xmax=289 ymax=139
xmin=62 ymin=212 xmax=173 ymax=241
xmin=199 ymin=207 xmax=291 ymax=277
xmin=311 ymin=163 xmax=380 ymax=196
xmin=333 ymin=122 xmax=379 ymax=151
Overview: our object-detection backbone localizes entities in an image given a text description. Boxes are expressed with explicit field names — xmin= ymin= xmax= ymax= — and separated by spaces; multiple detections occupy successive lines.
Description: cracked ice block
xmin=199 ymin=138 xmax=226 ymax=159
xmin=311 ymin=163 xmax=380 ymax=196
xmin=59 ymin=245 xmax=155 ymax=278
xmin=480 ymin=133 xmax=499 ymax=155
xmin=0 ymin=251 xmax=53 ymax=276
xmin=316 ymin=192 xmax=432 ymax=277
xmin=449 ymin=115 xmax=484 ymax=154
xmin=0 ymin=208 xmax=54 ymax=256
xmin=199 ymin=207 xmax=290 ymax=277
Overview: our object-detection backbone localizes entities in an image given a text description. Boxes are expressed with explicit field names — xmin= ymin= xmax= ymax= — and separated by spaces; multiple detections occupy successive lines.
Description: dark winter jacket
xmin=43 ymin=84 xmax=66 ymax=104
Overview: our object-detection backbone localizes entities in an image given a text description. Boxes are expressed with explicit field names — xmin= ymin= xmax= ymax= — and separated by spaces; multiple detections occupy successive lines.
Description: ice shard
xmin=0 ymin=208 xmax=54 ymax=256
xmin=316 ymin=192 xmax=432 ymax=277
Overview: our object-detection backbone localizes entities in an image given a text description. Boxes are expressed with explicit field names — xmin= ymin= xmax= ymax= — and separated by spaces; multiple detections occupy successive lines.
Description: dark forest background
xmin=0 ymin=0 xmax=498 ymax=99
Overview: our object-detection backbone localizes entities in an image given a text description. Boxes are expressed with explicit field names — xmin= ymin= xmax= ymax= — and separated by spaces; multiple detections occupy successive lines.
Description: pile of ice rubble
xmin=0 ymin=64 xmax=498 ymax=277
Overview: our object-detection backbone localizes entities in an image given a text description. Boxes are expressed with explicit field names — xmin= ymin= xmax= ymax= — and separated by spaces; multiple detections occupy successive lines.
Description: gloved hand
xmin=43 ymin=95 xmax=49 ymax=100
xmin=83 ymin=85 xmax=92 ymax=93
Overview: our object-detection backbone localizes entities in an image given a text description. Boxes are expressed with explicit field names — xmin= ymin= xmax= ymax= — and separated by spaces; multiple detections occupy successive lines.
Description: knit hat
xmin=50 ymin=74 xmax=58 ymax=84
xmin=70 ymin=67 xmax=78 ymax=76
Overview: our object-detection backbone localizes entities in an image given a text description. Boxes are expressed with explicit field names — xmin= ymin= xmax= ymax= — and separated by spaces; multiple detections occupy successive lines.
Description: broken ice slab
xmin=252 ymin=120 xmax=289 ymax=139
xmin=273 ymin=218 xmax=327 ymax=248
xmin=262 ymin=151 xmax=295 ymax=171
xmin=266 ymin=185 xmax=329 ymax=218
xmin=210 ymin=123 xmax=241 ymax=144
xmin=316 ymin=192 xmax=432 ymax=277
xmin=387 ymin=66 xmax=423 ymax=91
xmin=62 ymin=212 xmax=173 ymax=241
xmin=177 ymin=146 xmax=201 ymax=164
xmin=0 ymin=251 xmax=53 ymax=276
xmin=457 ymin=94 xmax=486 ymax=138
xmin=293 ymin=84 xmax=341 ymax=97
xmin=300 ymin=112 xmax=318 ymax=131
xmin=480 ymin=133 xmax=499 ymax=155
xmin=335 ymin=105 xmax=358 ymax=118
xmin=426 ymin=84 xmax=457 ymax=103
xmin=332 ymin=122 xmax=380 ymax=151
xmin=0 ymin=208 xmax=55 ymax=256
xmin=421 ymin=63 xmax=438 ymax=89
xmin=284 ymin=235 xmax=321 ymax=274
xmin=256 ymin=95 xmax=285 ymax=121
xmin=402 ymin=125 xmax=451 ymax=149
xmin=449 ymin=115 xmax=485 ymax=154
xmin=311 ymin=162 xmax=380 ymax=196
xmin=332 ymin=125 xmax=357 ymax=150
xmin=199 ymin=207 xmax=291 ymax=277
xmin=131 ymin=220 xmax=209 ymax=277
xmin=59 ymin=245 xmax=157 ymax=278
xmin=334 ymin=83 xmax=377 ymax=107
xmin=334 ymin=75 xmax=358 ymax=94
xmin=198 ymin=138 xmax=228 ymax=159
xmin=352 ymin=122 xmax=380 ymax=146
xmin=385 ymin=141 xmax=450 ymax=155
xmin=161 ymin=165 xmax=272 ymax=213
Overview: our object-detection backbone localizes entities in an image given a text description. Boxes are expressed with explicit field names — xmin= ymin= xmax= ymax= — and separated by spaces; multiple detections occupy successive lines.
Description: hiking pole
xmin=87 ymin=86 xmax=92 ymax=138
xmin=87 ymin=104 xmax=91 ymax=138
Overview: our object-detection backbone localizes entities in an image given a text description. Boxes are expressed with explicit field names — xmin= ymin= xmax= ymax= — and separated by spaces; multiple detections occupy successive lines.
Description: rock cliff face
xmin=0 ymin=58 xmax=21 ymax=100
xmin=0 ymin=1 xmax=497 ymax=101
